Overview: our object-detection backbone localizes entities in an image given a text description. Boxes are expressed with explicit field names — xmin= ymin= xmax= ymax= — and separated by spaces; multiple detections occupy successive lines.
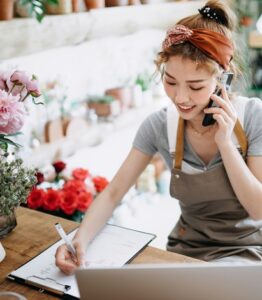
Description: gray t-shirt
xmin=133 ymin=97 xmax=262 ymax=172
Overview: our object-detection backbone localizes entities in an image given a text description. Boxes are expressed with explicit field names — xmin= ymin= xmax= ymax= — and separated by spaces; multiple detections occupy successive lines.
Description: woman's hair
xmin=156 ymin=0 xmax=242 ymax=79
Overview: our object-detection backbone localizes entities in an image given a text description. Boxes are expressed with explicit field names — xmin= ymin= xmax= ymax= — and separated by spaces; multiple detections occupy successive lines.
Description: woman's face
xmin=163 ymin=55 xmax=218 ymax=121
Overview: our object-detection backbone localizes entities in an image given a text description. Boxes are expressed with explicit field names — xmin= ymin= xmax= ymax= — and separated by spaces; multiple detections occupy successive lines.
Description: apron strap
xmin=174 ymin=117 xmax=184 ymax=169
xmin=233 ymin=119 xmax=248 ymax=157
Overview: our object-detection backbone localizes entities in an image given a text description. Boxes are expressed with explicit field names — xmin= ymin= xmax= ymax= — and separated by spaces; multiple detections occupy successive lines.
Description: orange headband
xmin=162 ymin=25 xmax=233 ymax=70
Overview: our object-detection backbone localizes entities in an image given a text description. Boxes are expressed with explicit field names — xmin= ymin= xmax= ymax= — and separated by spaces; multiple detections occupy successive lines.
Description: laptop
xmin=76 ymin=263 xmax=262 ymax=300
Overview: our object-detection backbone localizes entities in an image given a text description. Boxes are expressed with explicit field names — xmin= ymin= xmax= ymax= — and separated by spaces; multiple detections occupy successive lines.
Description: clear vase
xmin=0 ymin=210 xmax=17 ymax=238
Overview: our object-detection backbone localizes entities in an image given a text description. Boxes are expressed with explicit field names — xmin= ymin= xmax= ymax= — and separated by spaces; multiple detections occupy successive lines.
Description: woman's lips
xmin=177 ymin=104 xmax=196 ymax=113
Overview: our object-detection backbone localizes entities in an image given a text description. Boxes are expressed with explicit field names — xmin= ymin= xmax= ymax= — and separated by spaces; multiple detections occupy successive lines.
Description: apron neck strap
xmin=174 ymin=117 xmax=184 ymax=169
xmin=174 ymin=118 xmax=248 ymax=170
xmin=233 ymin=119 xmax=248 ymax=157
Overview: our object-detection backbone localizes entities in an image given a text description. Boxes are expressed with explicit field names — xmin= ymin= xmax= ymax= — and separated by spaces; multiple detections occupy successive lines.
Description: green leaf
xmin=0 ymin=136 xmax=21 ymax=148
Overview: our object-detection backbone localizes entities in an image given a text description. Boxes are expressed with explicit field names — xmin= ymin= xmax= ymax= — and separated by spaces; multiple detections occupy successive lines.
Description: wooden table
xmin=0 ymin=207 xmax=200 ymax=299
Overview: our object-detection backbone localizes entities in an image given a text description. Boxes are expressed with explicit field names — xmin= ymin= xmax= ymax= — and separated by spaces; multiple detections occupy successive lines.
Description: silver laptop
xmin=76 ymin=263 xmax=262 ymax=300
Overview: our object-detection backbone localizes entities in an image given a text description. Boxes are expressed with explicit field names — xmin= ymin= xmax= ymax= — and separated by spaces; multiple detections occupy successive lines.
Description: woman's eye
xmin=190 ymin=87 xmax=204 ymax=91
xmin=166 ymin=81 xmax=176 ymax=86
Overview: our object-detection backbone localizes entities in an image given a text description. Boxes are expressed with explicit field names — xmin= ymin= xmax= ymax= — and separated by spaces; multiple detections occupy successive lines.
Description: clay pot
xmin=84 ymin=0 xmax=105 ymax=9
xmin=105 ymin=86 xmax=132 ymax=111
xmin=88 ymin=102 xmax=112 ymax=117
xmin=72 ymin=0 xmax=80 ymax=12
xmin=105 ymin=0 xmax=128 ymax=7
xmin=240 ymin=16 xmax=253 ymax=27
xmin=46 ymin=0 xmax=72 ymax=14
xmin=0 ymin=0 xmax=14 ymax=21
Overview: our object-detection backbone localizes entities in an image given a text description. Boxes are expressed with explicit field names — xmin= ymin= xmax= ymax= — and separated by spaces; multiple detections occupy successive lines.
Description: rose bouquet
xmin=27 ymin=161 xmax=109 ymax=222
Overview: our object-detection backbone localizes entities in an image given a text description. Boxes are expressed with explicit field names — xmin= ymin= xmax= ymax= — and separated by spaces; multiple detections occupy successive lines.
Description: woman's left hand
xmin=204 ymin=86 xmax=237 ymax=147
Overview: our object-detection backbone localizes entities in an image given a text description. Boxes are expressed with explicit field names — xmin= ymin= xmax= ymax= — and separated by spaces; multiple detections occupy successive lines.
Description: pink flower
xmin=10 ymin=70 xmax=30 ymax=86
xmin=0 ymin=70 xmax=13 ymax=92
xmin=0 ymin=90 xmax=26 ymax=134
xmin=26 ymin=79 xmax=41 ymax=97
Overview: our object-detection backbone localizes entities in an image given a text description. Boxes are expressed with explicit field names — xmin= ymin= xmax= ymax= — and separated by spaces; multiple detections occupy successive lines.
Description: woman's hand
xmin=55 ymin=239 xmax=86 ymax=275
xmin=204 ymin=86 xmax=237 ymax=147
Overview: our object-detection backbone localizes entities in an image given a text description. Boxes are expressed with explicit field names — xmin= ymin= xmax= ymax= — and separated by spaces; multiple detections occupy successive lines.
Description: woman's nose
xmin=174 ymin=88 xmax=188 ymax=103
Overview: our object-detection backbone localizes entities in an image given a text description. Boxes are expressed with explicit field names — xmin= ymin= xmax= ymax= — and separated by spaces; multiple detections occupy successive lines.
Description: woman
xmin=56 ymin=0 xmax=262 ymax=274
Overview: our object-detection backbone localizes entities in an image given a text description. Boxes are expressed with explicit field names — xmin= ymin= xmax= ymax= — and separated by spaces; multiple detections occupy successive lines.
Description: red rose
xmin=60 ymin=191 xmax=78 ymax=215
xmin=77 ymin=191 xmax=93 ymax=212
xmin=63 ymin=179 xmax=86 ymax=195
xmin=72 ymin=168 xmax=89 ymax=181
xmin=93 ymin=176 xmax=109 ymax=193
xmin=36 ymin=172 xmax=44 ymax=185
xmin=27 ymin=188 xmax=46 ymax=209
xmin=43 ymin=189 xmax=62 ymax=211
xmin=52 ymin=161 xmax=66 ymax=174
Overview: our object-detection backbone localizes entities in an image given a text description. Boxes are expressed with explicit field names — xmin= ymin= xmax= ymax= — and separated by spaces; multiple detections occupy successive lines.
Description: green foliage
xmin=18 ymin=0 xmax=58 ymax=23
xmin=0 ymin=133 xmax=22 ymax=153
xmin=0 ymin=157 xmax=37 ymax=215
xmin=88 ymin=95 xmax=115 ymax=104
xmin=135 ymin=73 xmax=152 ymax=92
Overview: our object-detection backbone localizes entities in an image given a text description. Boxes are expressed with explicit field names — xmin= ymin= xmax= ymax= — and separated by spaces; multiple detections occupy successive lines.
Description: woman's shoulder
xmin=142 ymin=106 xmax=167 ymax=128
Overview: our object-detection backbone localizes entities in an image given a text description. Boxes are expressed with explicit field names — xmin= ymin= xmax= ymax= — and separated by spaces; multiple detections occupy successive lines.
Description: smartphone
xmin=202 ymin=72 xmax=234 ymax=127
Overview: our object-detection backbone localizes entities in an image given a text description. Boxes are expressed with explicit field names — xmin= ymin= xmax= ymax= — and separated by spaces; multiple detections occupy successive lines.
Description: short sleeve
xmin=244 ymin=98 xmax=262 ymax=156
xmin=132 ymin=113 xmax=159 ymax=156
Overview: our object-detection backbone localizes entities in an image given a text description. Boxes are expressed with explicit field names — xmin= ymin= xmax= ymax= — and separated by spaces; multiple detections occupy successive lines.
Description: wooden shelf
xmin=0 ymin=1 xmax=204 ymax=60
xmin=249 ymin=31 xmax=262 ymax=48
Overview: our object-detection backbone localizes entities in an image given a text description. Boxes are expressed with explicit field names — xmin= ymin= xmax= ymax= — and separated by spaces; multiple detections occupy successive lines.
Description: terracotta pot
xmin=72 ymin=0 xmax=80 ymax=12
xmin=240 ymin=16 xmax=253 ymax=27
xmin=105 ymin=86 xmax=132 ymax=110
xmin=128 ymin=0 xmax=141 ymax=5
xmin=88 ymin=102 xmax=112 ymax=117
xmin=105 ymin=0 xmax=128 ymax=7
xmin=46 ymin=0 xmax=72 ymax=14
xmin=84 ymin=0 xmax=105 ymax=9
xmin=0 ymin=0 xmax=14 ymax=21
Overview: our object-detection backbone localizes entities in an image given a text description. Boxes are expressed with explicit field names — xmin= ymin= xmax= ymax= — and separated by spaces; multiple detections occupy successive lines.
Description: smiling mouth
xmin=177 ymin=104 xmax=196 ymax=112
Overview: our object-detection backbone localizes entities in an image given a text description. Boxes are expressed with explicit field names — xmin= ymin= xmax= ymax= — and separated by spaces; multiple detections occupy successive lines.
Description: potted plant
xmin=135 ymin=72 xmax=153 ymax=104
xmin=87 ymin=95 xmax=120 ymax=117
xmin=105 ymin=86 xmax=132 ymax=111
xmin=0 ymin=0 xmax=14 ymax=21
xmin=16 ymin=0 xmax=58 ymax=22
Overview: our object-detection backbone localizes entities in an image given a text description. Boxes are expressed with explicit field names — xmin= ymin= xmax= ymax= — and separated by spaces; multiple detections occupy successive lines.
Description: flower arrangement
xmin=0 ymin=69 xmax=41 ymax=236
xmin=27 ymin=161 xmax=109 ymax=222
xmin=0 ymin=69 xmax=41 ymax=152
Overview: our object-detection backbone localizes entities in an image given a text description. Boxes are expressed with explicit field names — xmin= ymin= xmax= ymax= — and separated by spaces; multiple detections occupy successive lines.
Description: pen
xmin=55 ymin=223 xmax=77 ymax=258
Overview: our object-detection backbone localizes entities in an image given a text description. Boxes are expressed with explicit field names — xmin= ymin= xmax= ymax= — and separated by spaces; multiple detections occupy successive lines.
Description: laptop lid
xmin=76 ymin=263 xmax=262 ymax=300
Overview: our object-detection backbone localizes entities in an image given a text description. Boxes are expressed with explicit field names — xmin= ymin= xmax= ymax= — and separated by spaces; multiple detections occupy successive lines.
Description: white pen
xmin=55 ymin=223 xmax=77 ymax=257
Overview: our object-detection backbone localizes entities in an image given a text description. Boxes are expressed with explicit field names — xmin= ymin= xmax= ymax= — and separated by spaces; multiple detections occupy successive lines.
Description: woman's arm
xmin=55 ymin=147 xmax=153 ymax=274
xmin=75 ymin=147 xmax=153 ymax=245
xmin=206 ymin=89 xmax=262 ymax=220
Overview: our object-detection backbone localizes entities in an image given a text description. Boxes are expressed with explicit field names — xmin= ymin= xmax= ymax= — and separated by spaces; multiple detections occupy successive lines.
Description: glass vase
xmin=0 ymin=209 xmax=17 ymax=238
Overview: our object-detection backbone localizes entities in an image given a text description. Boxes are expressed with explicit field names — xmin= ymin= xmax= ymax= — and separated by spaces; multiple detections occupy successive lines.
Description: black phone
xmin=202 ymin=72 xmax=234 ymax=127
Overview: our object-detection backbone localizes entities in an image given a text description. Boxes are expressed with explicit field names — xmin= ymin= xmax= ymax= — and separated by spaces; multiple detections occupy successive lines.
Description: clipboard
xmin=7 ymin=224 xmax=156 ymax=299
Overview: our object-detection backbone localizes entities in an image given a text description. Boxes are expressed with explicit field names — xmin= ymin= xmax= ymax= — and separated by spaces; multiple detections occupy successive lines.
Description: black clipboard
xmin=7 ymin=224 xmax=156 ymax=299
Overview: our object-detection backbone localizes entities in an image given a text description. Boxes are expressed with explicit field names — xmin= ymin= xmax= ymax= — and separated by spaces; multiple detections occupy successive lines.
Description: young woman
xmin=56 ymin=0 xmax=262 ymax=273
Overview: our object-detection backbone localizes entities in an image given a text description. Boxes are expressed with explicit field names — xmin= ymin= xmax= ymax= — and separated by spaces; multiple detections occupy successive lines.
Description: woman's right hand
xmin=55 ymin=239 xmax=86 ymax=275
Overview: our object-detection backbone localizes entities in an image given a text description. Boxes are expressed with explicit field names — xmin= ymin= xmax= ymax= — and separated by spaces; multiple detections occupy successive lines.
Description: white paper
xmin=10 ymin=224 xmax=155 ymax=299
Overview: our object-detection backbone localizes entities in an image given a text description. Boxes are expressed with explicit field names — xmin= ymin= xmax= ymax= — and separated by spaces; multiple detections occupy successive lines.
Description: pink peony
xmin=26 ymin=79 xmax=41 ymax=97
xmin=10 ymin=70 xmax=30 ymax=86
xmin=0 ymin=90 xmax=26 ymax=134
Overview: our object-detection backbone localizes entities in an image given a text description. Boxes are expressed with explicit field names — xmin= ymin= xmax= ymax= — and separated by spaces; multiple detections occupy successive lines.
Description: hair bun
xmin=198 ymin=5 xmax=228 ymax=27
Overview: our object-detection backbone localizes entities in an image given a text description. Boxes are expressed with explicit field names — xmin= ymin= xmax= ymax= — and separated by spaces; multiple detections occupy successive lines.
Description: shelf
xmin=0 ymin=1 xmax=204 ymax=60
xmin=249 ymin=31 xmax=262 ymax=48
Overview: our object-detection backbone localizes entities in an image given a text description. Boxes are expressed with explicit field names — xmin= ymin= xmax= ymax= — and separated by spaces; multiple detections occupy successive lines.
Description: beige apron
xmin=167 ymin=101 xmax=262 ymax=262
